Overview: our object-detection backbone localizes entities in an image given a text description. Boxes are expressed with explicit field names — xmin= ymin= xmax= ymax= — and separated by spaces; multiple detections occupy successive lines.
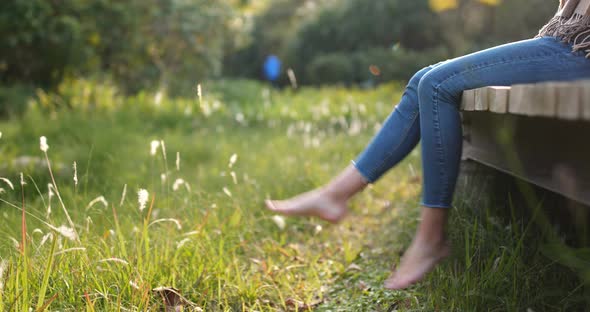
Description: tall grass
xmin=0 ymin=78 xmax=587 ymax=310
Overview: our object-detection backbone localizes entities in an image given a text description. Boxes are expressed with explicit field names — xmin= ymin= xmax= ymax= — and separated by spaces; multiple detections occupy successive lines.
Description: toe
xmin=264 ymin=199 xmax=277 ymax=211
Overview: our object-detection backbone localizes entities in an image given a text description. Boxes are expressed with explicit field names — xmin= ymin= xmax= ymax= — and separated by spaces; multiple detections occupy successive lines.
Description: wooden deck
xmin=460 ymin=80 xmax=590 ymax=206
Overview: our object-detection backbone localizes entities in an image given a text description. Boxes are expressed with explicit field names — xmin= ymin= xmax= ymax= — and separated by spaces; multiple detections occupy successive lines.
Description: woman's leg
xmin=266 ymin=66 xmax=435 ymax=222
xmin=385 ymin=36 xmax=590 ymax=289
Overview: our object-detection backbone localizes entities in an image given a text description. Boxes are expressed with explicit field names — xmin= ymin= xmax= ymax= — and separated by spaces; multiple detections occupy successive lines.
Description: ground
xmin=0 ymin=79 xmax=587 ymax=311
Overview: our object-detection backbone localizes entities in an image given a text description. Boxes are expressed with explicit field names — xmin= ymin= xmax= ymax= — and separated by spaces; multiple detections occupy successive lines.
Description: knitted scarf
xmin=537 ymin=0 xmax=590 ymax=57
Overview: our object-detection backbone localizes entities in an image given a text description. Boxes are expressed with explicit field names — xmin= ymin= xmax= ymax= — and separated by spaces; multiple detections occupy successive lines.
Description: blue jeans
xmin=353 ymin=36 xmax=590 ymax=208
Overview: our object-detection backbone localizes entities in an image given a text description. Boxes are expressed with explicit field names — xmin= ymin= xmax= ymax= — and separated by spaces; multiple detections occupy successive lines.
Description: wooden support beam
xmin=462 ymin=112 xmax=590 ymax=206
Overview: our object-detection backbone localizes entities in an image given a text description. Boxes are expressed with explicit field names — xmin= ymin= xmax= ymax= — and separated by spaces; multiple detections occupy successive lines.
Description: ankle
xmin=414 ymin=231 xmax=447 ymax=247
xmin=321 ymin=186 xmax=352 ymax=202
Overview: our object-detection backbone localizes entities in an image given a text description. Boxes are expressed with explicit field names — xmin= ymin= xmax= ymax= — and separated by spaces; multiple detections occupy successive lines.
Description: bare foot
xmin=383 ymin=238 xmax=450 ymax=290
xmin=265 ymin=189 xmax=349 ymax=223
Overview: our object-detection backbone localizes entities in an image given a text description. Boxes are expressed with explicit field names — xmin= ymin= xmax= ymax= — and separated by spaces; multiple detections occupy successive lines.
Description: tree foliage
xmin=0 ymin=0 xmax=235 ymax=93
xmin=0 ymin=0 xmax=558 ymax=90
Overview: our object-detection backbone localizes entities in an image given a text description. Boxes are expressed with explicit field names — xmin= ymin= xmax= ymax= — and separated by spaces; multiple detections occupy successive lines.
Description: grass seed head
xmin=150 ymin=140 xmax=160 ymax=156
xmin=172 ymin=179 xmax=185 ymax=191
xmin=176 ymin=238 xmax=191 ymax=249
xmin=138 ymin=188 xmax=149 ymax=211
xmin=86 ymin=196 xmax=108 ymax=210
xmin=119 ymin=184 xmax=127 ymax=207
xmin=160 ymin=140 xmax=167 ymax=160
xmin=0 ymin=177 xmax=14 ymax=190
xmin=40 ymin=136 xmax=49 ymax=152
xmin=228 ymin=153 xmax=238 ymax=168
xmin=197 ymin=84 xmax=202 ymax=103
xmin=73 ymin=161 xmax=78 ymax=186
xmin=222 ymin=187 xmax=232 ymax=198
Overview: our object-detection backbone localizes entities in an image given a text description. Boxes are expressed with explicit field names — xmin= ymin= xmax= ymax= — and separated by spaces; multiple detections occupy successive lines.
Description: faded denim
xmin=353 ymin=36 xmax=590 ymax=208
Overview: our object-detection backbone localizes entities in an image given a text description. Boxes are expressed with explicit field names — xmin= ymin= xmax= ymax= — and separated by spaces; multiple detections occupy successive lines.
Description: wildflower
xmin=73 ymin=162 xmax=78 ymax=186
xmin=54 ymin=225 xmax=77 ymax=241
xmin=150 ymin=140 xmax=160 ymax=156
xmin=176 ymin=152 xmax=180 ymax=171
xmin=230 ymin=171 xmax=237 ymax=184
xmin=222 ymin=187 xmax=232 ymax=198
xmin=19 ymin=172 xmax=25 ymax=186
xmin=197 ymin=84 xmax=202 ymax=104
xmin=228 ymin=153 xmax=238 ymax=168
xmin=314 ymin=225 xmax=323 ymax=235
xmin=138 ymin=189 xmax=149 ymax=211
xmin=272 ymin=215 xmax=286 ymax=230
xmin=86 ymin=196 xmax=108 ymax=210
xmin=40 ymin=136 xmax=49 ymax=152
xmin=0 ymin=177 xmax=14 ymax=190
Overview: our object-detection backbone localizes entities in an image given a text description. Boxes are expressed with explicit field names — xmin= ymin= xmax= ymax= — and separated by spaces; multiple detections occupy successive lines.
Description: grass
xmin=0 ymin=78 xmax=588 ymax=311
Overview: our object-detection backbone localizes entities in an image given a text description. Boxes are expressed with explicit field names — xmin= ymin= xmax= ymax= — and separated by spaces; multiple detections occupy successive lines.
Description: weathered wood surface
xmin=462 ymin=112 xmax=590 ymax=206
xmin=462 ymin=79 xmax=590 ymax=120
xmin=488 ymin=86 xmax=510 ymax=113
xmin=461 ymin=79 xmax=590 ymax=206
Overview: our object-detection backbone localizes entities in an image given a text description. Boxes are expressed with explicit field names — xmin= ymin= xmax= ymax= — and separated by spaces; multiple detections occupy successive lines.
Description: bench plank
xmin=461 ymin=89 xmax=476 ymax=111
xmin=509 ymin=83 xmax=556 ymax=117
xmin=580 ymin=81 xmax=590 ymax=120
xmin=488 ymin=86 xmax=510 ymax=113
xmin=556 ymin=82 xmax=581 ymax=120
xmin=474 ymin=87 xmax=489 ymax=111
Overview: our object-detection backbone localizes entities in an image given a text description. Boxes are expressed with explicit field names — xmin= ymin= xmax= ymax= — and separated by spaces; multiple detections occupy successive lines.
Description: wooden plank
xmin=461 ymin=89 xmax=476 ymax=111
xmin=509 ymin=83 xmax=556 ymax=117
xmin=508 ymin=84 xmax=533 ymax=115
xmin=474 ymin=88 xmax=489 ymax=111
xmin=556 ymin=82 xmax=581 ymax=120
xmin=532 ymin=82 xmax=557 ymax=117
xmin=579 ymin=80 xmax=590 ymax=120
xmin=488 ymin=86 xmax=510 ymax=114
